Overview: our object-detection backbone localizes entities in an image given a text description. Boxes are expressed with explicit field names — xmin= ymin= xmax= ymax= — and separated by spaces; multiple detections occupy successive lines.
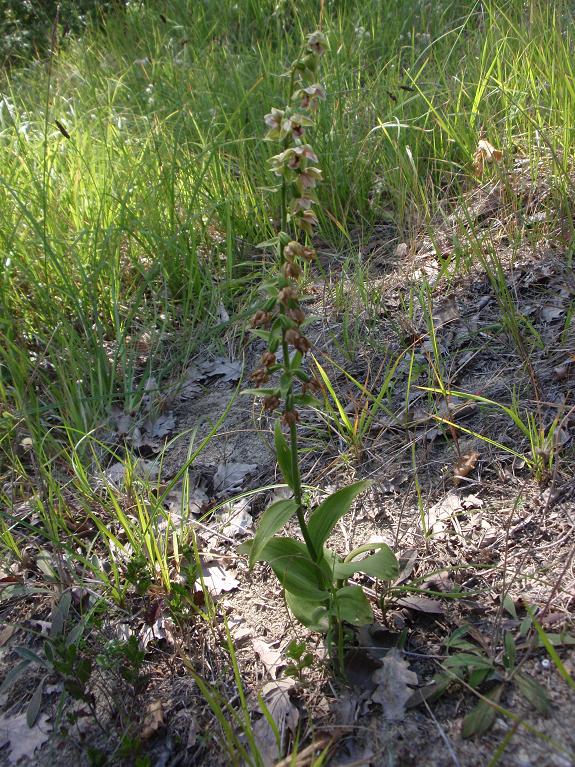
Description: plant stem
xmin=281 ymin=335 xmax=320 ymax=564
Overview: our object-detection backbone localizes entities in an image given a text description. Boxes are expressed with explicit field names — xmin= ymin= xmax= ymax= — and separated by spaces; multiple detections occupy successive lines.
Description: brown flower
xmin=282 ymin=409 xmax=299 ymax=427
xmin=300 ymin=246 xmax=316 ymax=261
xmin=251 ymin=367 xmax=270 ymax=386
xmin=284 ymin=241 xmax=305 ymax=259
xmin=261 ymin=351 xmax=276 ymax=367
xmin=303 ymin=377 xmax=323 ymax=395
xmin=278 ymin=286 xmax=298 ymax=304
xmin=283 ymin=261 xmax=302 ymax=279
xmin=298 ymin=208 xmax=318 ymax=235
xmin=263 ymin=395 xmax=280 ymax=411
xmin=297 ymin=166 xmax=322 ymax=191
xmin=285 ymin=328 xmax=311 ymax=352
xmin=293 ymin=84 xmax=326 ymax=110
xmin=251 ymin=310 xmax=272 ymax=328
xmin=287 ymin=307 xmax=306 ymax=324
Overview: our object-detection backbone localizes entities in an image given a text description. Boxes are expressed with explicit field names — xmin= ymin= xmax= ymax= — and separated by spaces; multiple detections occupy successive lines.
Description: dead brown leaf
xmin=0 ymin=712 xmax=51 ymax=764
xmin=141 ymin=700 xmax=164 ymax=740
xmin=252 ymin=637 xmax=285 ymax=678
xmin=396 ymin=595 xmax=446 ymax=615
xmin=201 ymin=560 xmax=239 ymax=595
xmin=474 ymin=138 xmax=503 ymax=176
xmin=371 ymin=649 xmax=418 ymax=721
xmin=453 ymin=450 xmax=480 ymax=486
xmin=252 ymin=679 xmax=299 ymax=766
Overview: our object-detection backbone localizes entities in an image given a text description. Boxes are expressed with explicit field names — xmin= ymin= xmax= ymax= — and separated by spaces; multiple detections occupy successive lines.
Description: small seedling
xmin=284 ymin=639 xmax=314 ymax=681
xmin=426 ymin=622 xmax=550 ymax=737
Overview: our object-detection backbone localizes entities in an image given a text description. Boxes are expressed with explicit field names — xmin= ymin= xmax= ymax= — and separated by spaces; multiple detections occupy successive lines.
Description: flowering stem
xmin=281 ymin=333 xmax=321 ymax=565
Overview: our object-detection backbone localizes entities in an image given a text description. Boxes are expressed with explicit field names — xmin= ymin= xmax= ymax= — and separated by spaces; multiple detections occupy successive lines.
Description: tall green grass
xmin=1 ymin=0 xmax=574 ymax=530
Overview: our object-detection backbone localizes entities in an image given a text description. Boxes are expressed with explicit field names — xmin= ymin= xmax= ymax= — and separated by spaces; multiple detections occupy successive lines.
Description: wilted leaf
xmin=252 ymin=679 xmax=299 ymax=767
xmin=217 ymin=498 xmax=253 ymax=537
xmin=371 ymin=649 xmax=418 ymax=721
xmin=148 ymin=413 xmax=176 ymax=439
xmin=141 ymin=700 xmax=164 ymax=740
xmin=166 ymin=482 xmax=209 ymax=519
xmin=426 ymin=491 xmax=463 ymax=537
xmin=461 ymin=684 xmax=504 ymax=737
xmin=453 ymin=451 xmax=480 ymax=486
xmin=407 ymin=673 xmax=453 ymax=708
xmin=474 ymin=139 xmax=503 ymax=176
xmin=433 ymin=297 xmax=459 ymax=328
xmin=201 ymin=561 xmax=239 ymax=594
xmin=252 ymin=638 xmax=285 ymax=678
xmin=213 ymin=462 xmax=257 ymax=497
xmin=541 ymin=304 xmax=565 ymax=323
xmin=344 ymin=647 xmax=382 ymax=690
xmin=187 ymin=357 xmax=242 ymax=384
xmin=103 ymin=459 xmax=160 ymax=487
xmin=396 ymin=595 xmax=446 ymax=615
xmin=0 ymin=624 xmax=15 ymax=647
xmin=0 ymin=711 xmax=51 ymax=764
xmin=132 ymin=413 xmax=176 ymax=453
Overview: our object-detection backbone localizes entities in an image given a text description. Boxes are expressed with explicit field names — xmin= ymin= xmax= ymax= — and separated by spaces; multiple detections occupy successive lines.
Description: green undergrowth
xmin=1 ymin=0 xmax=574 ymax=470
xmin=1 ymin=0 xmax=575 ymax=762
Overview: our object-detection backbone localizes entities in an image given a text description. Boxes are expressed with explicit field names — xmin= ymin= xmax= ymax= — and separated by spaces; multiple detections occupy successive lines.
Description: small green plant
xmin=284 ymin=639 xmax=314 ymax=681
xmin=418 ymin=385 xmax=561 ymax=482
xmin=427 ymin=620 xmax=550 ymax=738
xmin=239 ymin=30 xmax=399 ymax=665
xmin=311 ymin=352 xmax=402 ymax=459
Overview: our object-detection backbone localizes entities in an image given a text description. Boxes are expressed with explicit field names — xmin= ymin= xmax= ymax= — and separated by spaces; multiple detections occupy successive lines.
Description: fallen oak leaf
xmin=453 ymin=450 xmax=480 ymax=486
xmin=371 ymin=649 xmax=418 ymax=721
xmin=141 ymin=700 xmax=164 ymax=740
xmin=0 ymin=711 xmax=51 ymax=764
xmin=201 ymin=561 xmax=239 ymax=595
xmin=473 ymin=138 xmax=503 ymax=177
xmin=252 ymin=637 xmax=285 ymax=678
xmin=252 ymin=678 xmax=299 ymax=766
xmin=395 ymin=595 xmax=446 ymax=615
xmin=213 ymin=462 xmax=257 ymax=497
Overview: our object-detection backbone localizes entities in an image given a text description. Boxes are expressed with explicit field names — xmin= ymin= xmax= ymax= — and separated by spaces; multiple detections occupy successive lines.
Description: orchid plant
xmin=240 ymin=31 xmax=399 ymax=658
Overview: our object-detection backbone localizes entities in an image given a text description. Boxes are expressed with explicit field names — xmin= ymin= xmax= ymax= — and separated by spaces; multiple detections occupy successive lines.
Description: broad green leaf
xmin=461 ymin=684 xmax=504 ymax=738
xmin=274 ymin=419 xmax=294 ymax=488
xmin=285 ymin=590 xmax=329 ymax=632
xmin=503 ymin=631 xmax=516 ymax=671
xmin=237 ymin=539 xmax=253 ymax=557
xmin=259 ymin=538 xmax=329 ymax=601
xmin=241 ymin=387 xmax=277 ymax=397
xmin=515 ymin=673 xmax=550 ymax=714
xmin=293 ymin=394 xmax=323 ymax=408
xmin=332 ymin=585 xmax=373 ymax=626
xmin=443 ymin=653 xmax=494 ymax=671
xmin=502 ymin=593 xmax=517 ymax=619
xmin=468 ymin=668 xmax=492 ymax=689
xmin=332 ymin=544 xmax=399 ymax=580
xmin=26 ymin=676 xmax=45 ymax=727
xmin=307 ymin=480 xmax=371 ymax=549
xmin=248 ymin=499 xmax=297 ymax=569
